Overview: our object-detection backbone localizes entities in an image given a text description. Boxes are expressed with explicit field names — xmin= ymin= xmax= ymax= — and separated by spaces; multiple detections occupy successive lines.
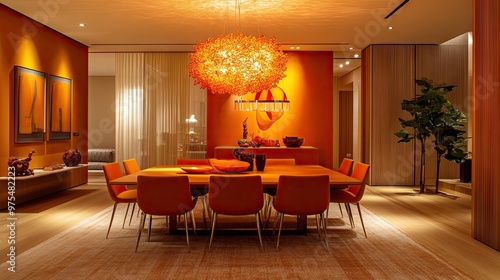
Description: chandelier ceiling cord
xmin=188 ymin=0 xmax=289 ymax=96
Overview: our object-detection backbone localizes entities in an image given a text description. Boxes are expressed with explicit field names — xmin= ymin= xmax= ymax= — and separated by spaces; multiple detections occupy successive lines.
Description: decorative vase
xmin=255 ymin=154 xmax=266 ymax=171
xmin=233 ymin=148 xmax=254 ymax=171
xmin=62 ymin=149 xmax=82 ymax=167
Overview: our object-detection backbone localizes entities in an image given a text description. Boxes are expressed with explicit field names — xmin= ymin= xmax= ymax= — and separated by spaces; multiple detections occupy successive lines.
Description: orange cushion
xmin=117 ymin=189 xmax=137 ymax=200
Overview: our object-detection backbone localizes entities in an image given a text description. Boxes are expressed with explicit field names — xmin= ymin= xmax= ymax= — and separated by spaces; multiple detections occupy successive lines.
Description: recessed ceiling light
xmin=349 ymin=47 xmax=353 ymax=50
xmin=345 ymin=61 xmax=350 ymax=65
xmin=290 ymin=46 xmax=295 ymax=50
xmin=296 ymin=46 xmax=300 ymax=50
xmin=354 ymin=54 xmax=359 ymax=58
xmin=339 ymin=64 xmax=344 ymax=68
xmin=388 ymin=26 xmax=393 ymax=30
xmin=79 ymin=23 xmax=86 ymax=27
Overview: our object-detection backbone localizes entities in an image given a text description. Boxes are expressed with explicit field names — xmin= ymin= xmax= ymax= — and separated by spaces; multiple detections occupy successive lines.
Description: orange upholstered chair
xmin=329 ymin=162 xmax=370 ymax=237
xmin=338 ymin=158 xmax=354 ymax=176
xmin=103 ymin=162 xmax=137 ymax=239
xmin=177 ymin=158 xmax=211 ymax=227
xmin=123 ymin=158 xmax=141 ymax=175
xmin=331 ymin=158 xmax=354 ymax=218
xmin=274 ymin=175 xmax=330 ymax=251
xmin=122 ymin=158 xmax=142 ymax=223
xmin=208 ymin=175 xmax=264 ymax=251
xmin=135 ymin=175 xmax=197 ymax=252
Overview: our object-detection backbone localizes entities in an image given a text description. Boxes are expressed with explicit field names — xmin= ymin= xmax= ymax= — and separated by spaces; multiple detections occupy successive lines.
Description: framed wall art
xmin=14 ymin=66 xmax=46 ymax=143
xmin=48 ymin=75 xmax=72 ymax=140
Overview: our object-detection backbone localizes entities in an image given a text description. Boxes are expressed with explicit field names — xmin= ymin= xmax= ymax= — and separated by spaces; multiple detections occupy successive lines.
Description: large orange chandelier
xmin=188 ymin=32 xmax=289 ymax=96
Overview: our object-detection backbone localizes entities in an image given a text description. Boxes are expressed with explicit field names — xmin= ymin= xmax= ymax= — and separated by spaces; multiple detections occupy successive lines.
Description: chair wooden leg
xmin=208 ymin=213 xmax=218 ymax=252
xmin=320 ymin=212 xmax=329 ymax=251
xmin=315 ymin=214 xmax=321 ymax=238
xmin=135 ymin=212 xmax=146 ymax=252
xmin=356 ymin=203 xmax=367 ymax=238
xmin=106 ymin=202 xmax=118 ymax=239
xmin=128 ymin=203 xmax=136 ymax=226
xmin=122 ymin=203 xmax=130 ymax=228
xmin=184 ymin=212 xmax=191 ymax=252
xmin=148 ymin=215 xmax=153 ymax=241
xmin=346 ymin=204 xmax=355 ymax=228
xmin=255 ymin=213 xmax=264 ymax=251
xmin=272 ymin=210 xmax=280 ymax=238
xmin=190 ymin=210 xmax=197 ymax=236
xmin=276 ymin=213 xmax=285 ymax=252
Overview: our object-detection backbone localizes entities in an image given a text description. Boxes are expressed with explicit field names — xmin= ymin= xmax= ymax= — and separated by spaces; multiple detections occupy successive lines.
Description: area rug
xmin=1 ymin=205 xmax=471 ymax=279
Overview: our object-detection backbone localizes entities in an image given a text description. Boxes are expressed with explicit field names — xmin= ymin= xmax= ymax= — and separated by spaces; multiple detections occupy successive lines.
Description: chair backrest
xmin=137 ymin=175 xmax=194 ymax=216
xmin=275 ymin=175 xmax=330 ymax=215
xmin=102 ymin=162 xmax=127 ymax=201
xmin=266 ymin=158 xmax=296 ymax=165
xmin=123 ymin=158 xmax=141 ymax=175
xmin=338 ymin=158 xmax=354 ymax=175
xmin=346 ymin=162 xmax=370 ymax=200
xmin=209 ymin=175 xmax=263 ymax=215
xmin=177 ymin=158 xmax=210 ymax=165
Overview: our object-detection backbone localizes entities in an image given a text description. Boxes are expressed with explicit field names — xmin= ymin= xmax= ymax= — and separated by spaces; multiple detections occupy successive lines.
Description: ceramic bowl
xmin=282 ymin=137 xmax=304 ymax=148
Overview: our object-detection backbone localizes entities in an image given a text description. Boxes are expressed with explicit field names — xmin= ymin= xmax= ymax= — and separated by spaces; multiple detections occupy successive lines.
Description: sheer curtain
xmin=115 ymin=53 xmax=144 ymax=168
xmin=115 ymin=53 xmax=207 ymax=169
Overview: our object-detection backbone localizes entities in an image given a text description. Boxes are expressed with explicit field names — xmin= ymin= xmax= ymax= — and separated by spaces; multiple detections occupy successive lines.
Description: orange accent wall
xmin=0 ymin=5 xmax=88 ymax=176
xmin=207 ymin=51 xmax=334 ymax=168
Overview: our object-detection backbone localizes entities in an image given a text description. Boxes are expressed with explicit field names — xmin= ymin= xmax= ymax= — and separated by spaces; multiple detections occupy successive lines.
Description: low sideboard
xmin=0 ymin=165 xmax=88 ymax=209
xmin=213 ymin=146 xmax=319 ymax=165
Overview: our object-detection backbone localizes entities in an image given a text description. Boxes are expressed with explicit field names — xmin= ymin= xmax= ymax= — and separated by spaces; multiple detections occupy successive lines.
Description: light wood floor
xmin=1 ymin=178 xmax=499 ymax=279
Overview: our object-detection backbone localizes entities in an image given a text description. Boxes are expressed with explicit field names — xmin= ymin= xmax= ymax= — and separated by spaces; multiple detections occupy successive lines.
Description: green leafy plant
xmin=395 ymin=78 xmax=468 ymax=193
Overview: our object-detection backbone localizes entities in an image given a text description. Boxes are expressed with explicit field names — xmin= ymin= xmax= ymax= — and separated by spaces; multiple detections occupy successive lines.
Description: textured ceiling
xmin=1 ymin=0 xmax=472 ymax=76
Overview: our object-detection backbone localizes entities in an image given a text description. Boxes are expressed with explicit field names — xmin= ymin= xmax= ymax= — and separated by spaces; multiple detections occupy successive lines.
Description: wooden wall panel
xmin=472 ymin=0 xmax=500 ymax=250
xmin=369 ymin=45 xmax=416 ymax=186
xmin=416 ymin=39 xmax=470 ymax=186
xmin=361 ymin=46 xmax=372 ymax=169
xmin=338 ymin=91 xmax=353 ymax=164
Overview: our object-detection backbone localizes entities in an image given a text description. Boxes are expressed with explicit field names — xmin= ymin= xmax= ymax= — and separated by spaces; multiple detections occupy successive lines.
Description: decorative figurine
xmin=8 ymin=149 xmax=35 ymax=176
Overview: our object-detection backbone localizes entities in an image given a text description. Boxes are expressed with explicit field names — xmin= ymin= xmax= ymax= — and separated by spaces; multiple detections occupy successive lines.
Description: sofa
xmin=87 ymin=148 xmax=115 ymax=171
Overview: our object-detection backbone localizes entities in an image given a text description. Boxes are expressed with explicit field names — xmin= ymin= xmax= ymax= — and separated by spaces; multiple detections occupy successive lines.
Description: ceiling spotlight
xmin=345 ymin=61 xmax=350 ymax=65
xmin=354 ymin=54 xmax=359 ymax=58
xmin=339 ymin=64 xmax=344 ymax=68
xmin=388 ymin=26 xmax=393 ymax=30
xmin=349 ymin=47 xmax=353 ymax=50
xmin=79 ymin=23 xmax=86 ymax=27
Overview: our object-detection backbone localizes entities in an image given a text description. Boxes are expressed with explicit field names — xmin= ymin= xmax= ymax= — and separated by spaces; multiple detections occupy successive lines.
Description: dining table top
xmin=109 ymin=164 xmax=361 ymax=188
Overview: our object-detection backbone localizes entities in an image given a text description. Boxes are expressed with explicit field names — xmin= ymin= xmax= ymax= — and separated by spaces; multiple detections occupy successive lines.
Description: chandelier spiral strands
xmin=188 ymin=32 xmax=289 ymax=96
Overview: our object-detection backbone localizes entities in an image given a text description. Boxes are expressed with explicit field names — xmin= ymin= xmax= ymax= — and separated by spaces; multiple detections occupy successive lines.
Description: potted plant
xmin=395 ymin=78 xmax=468 ymax=193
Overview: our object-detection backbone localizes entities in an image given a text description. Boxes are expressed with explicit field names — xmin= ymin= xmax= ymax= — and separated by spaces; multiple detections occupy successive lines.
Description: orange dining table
xmin=109 ymin=164 xmax=361 ymax=234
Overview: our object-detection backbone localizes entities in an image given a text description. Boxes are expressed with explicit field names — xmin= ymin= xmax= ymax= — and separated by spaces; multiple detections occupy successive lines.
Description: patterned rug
xmin=1 ymin=204 xmax=471 ymax=279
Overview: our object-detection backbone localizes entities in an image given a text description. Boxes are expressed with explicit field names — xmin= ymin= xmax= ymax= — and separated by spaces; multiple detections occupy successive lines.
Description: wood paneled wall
xmin=363 ymin=43 xmax=470 ymax=186
xmin=365 ymin=45 xmax=416 ymax=185
xmin=338 ymin=91 xmax=353 ymax=164
xmin=416 ymin=37 xmax=470 ymax=185
xmin=472 ymin=0 xmax=500 ymax=250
